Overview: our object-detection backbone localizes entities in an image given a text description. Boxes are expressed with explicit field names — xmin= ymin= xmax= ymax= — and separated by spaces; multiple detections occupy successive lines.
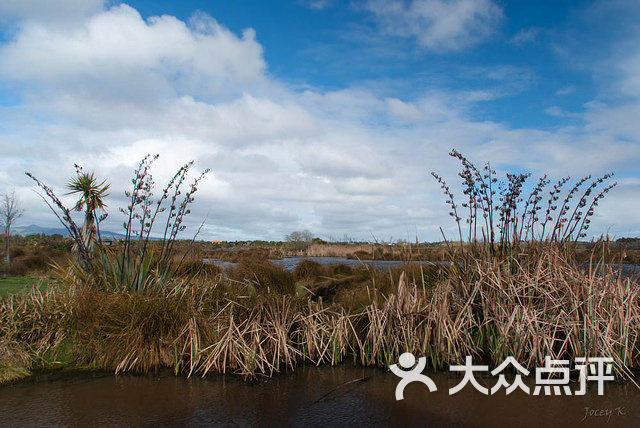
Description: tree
xmin=285 ymin=229 xmax=313 ymax=243
xmin=0 ymin=191 xmax=24 ymax=267
xmin=66 ymin=166 xmax=110 ymax=257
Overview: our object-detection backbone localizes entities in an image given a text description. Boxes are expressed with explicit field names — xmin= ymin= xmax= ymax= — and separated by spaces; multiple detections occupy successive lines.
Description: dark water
xmin=1 ymin=366 xmax=638 ymax=427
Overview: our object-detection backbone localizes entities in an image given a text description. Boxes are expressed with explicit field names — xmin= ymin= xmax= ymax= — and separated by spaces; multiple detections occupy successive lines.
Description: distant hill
xmin=14 ymin=224 xmax=68 ymax=236
xmin=14 ymin=224 xmax=126 ymax=239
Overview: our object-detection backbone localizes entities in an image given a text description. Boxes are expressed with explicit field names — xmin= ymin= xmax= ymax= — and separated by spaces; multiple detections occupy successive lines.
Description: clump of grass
xmin=173 ymin=254 xmax=222 ymax=278
xmin=72 ymin=287 xmax=201 ymax=373
xmin=0 ymin=340 xmax=31 ymax=382
xmin=292 ymin=259 xmax=327 ymax=280
xmin=227 ymin=260 xmax=296 ymax=295
xmin=328 ymin=263 xmax=354 ymax=276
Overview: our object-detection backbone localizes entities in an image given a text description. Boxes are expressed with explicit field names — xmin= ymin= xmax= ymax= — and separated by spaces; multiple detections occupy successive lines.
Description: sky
xmin=0 ymin=0 xmax=639 ymax=242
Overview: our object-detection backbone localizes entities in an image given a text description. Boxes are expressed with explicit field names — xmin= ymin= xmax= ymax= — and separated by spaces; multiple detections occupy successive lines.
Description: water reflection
xmin=1 ymin=366 xmax=637 ymax=426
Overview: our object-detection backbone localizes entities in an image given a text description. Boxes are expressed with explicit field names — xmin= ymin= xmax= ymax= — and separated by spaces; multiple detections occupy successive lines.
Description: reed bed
xmin=284 ymin=242 xmax=444 ymax=261
xmin=3 ymin=150 xmax=636 ymax=384
xmin=1 ymin=245 xmax=638 ymax=383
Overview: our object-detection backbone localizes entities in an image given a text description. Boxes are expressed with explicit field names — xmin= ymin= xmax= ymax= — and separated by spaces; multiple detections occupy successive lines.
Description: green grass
xmin=0 ymin=275 xmax=46 ymax=297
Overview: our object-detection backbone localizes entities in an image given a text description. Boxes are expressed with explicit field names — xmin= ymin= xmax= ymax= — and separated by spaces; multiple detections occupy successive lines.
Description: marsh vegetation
xmin=0 ymin=150 xmax=638 ymax=388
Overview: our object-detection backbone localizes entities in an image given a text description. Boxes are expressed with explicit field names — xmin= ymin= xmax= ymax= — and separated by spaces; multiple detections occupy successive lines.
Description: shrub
xmin=9 ymin=247 xmax=26 ymax=258
xmin=17 ymin=253 xmax=49 ymax=272
xmin=174 ymin=257 xmax=221 ymax=278
xmin=8 ymin=260 xmax=27 ymax=276
xmin=28 ymin=154 xmax=211 ymax=291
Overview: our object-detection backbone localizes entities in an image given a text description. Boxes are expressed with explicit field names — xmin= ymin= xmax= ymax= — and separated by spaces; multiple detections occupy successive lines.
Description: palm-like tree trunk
xmin=72 ymin=212 xmax=97 ymax=257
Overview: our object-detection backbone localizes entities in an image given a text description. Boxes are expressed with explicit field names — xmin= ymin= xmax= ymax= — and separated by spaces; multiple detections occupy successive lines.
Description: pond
xmin=1 ymin=366 xmax=637 ymax=426
xmin=203 ymin=256 xmax=438 ymax=271
xmin=204 ymin=256 xmax=640 ymax=278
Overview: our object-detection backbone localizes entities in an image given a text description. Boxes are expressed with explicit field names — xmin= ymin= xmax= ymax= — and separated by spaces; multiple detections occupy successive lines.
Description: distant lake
xmin=203 ymin=256 xmax=640 ymax=278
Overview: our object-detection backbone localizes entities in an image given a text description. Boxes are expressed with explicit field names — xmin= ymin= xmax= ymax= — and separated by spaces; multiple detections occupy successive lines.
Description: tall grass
xmin=1 ymin=245 xmax=638 ymax=382
xmin=1 ymin=150 xmax=637 ymax=385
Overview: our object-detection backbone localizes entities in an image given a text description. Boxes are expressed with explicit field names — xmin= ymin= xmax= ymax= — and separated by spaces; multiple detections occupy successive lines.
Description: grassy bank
xmin=0 ymin=276 xmax=38 ymax=297
xmin=1 ymin=244 xmax=638 ymax=384
xmin=0 ymin=275 xmax=54 ymax=298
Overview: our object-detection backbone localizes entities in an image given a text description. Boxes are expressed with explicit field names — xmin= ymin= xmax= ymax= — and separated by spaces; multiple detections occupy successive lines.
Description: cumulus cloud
xmin=385 ymin=98 xmax=424 ymax=122
xmin=363 ymin=0 xmax=504 ymax=51
xmin=0 ymin=5 xmax=266 ymax=103
xmin=0 ymin=2 xmax=639 ymax=240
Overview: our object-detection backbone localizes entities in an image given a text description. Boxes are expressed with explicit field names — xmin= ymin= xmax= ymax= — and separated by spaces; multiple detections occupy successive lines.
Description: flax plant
xmin=431 ymin=149 xmax=617 ymax=257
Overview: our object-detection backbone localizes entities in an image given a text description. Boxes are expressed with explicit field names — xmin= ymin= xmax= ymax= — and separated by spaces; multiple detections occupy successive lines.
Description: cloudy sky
xmin=0 ymin=0 xmax=639 ymax=241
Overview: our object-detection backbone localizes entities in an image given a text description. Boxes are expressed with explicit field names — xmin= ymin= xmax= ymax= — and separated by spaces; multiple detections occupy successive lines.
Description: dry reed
xmin=1 ymin=245 xmax=637 ymax=383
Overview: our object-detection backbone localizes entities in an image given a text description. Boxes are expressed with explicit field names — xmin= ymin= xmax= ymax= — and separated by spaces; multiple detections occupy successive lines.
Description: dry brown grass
xmin=226 ymin=260 xmax=295 ymax=295
xmin=283 ymin=243 xmax=446 ymax=261
xmin=0 ymin=245 xmax=638 ymax=384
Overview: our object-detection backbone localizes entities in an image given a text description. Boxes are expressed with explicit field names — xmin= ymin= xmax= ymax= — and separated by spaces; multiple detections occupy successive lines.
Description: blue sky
xmin=0 ymin=0 xmax=639 ymax=240
xmin=124 ymin=0 xmax=597 ymax=129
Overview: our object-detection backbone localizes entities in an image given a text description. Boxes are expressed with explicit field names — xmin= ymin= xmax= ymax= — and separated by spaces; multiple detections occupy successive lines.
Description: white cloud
xmin=510 ymin=27 xmax=541 ymax=46
xmin=544 ymin=106 xmax=580 ymax=118
xmin=556 ymin=86 xmax=574 ymax=96
xmin=583 ymin=101 xmax=640 ymax=141
xmin=385 ymin=97 xmax=423 ymax=122
xmin=0 ymin=5 xmax=267 ymax=100
xmin=364 ymin=0 xmax=504 ymax=51
xmin=300 ymin=0 xmax=333 ymax=10
xmin=0 ymin=2 xmax=638 ymax=241
xmin=617 ymin=51 xmax=640 ymax=97
xmin=545 ymin=106 xmax=564 ymax=117
xmin=297 ymin=141 xmax=392 ymax=180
